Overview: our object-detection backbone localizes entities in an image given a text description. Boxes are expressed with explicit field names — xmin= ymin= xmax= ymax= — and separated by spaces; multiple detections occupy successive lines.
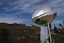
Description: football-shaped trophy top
xmin=32 ymin=7 xmax=56 ymax=26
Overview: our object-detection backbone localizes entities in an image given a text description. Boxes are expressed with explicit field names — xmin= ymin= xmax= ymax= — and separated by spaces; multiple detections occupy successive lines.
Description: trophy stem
xmin=47 ymin=23 xmax=52 ymax=43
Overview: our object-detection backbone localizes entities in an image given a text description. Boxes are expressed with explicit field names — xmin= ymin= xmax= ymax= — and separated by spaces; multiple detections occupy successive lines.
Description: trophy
xmin=32 ymin=7 xmax=56 ymax=43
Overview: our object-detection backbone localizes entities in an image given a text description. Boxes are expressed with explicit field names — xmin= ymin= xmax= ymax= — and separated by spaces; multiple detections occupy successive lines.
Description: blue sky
xmin=0 ymin=0 xmax=64 ymax=27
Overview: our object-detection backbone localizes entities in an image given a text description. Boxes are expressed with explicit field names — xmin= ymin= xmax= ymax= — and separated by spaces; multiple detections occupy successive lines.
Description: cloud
xmin=0 ymin=16 xmax=27 ymax=24
xmin=0 ymin=0 xmax=64 ymax=23
xmin=49 ymin=0 xmax=64 ymax=16
xmin=52 ymin=20 xmax=63 ymax=24
xmin=2 ymin=0 xmax=64 ymax=16
xmin=3 ymin=0 xmax=47 ymax=13
xmin=0 ymin=2 xmax=3 ymax=5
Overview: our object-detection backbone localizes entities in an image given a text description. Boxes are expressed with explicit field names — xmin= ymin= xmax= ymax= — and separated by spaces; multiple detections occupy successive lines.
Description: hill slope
xmin=0 ymin=23 xmax=40 ymax=43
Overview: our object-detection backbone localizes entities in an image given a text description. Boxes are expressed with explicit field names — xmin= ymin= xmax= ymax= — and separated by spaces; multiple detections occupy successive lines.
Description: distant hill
xmin=0 ymin=23 xmax=40 ymax=43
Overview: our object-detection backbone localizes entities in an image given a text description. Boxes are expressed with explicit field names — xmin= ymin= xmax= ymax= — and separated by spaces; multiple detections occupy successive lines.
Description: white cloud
xmin=0 ymin=2 xmax=3 ymax=5
xmin=3 ymin=0 xmax=44 ymax=13
xmin=49 ymin=0 xmax=64 ymax=16
xmin=1 ymin=0 xmax=64 ymax=23
xmin=2 ymin=0 xmax=64 ymax=16
xmin=52 ymin=20 xmax=63 ymax=24
xmin=0 ymin=13 xmax=29 ymax=24
xmin=0 ymin=17 xmax=26 ymax=24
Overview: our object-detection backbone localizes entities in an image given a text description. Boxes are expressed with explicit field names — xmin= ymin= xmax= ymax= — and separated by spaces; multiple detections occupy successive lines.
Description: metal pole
xmin=47 ymin=23 xmax=52 ymax=43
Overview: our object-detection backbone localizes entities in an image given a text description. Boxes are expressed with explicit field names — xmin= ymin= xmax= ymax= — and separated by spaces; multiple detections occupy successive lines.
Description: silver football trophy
xmin=32 ymin=7 xmax=56 ymax=43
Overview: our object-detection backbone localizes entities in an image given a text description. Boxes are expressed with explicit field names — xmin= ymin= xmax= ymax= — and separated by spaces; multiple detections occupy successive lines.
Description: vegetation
xmin=52 ymin=24 xmax=64 ymax=43
xmin=0 ymin=23 xmax=64 ymax=43
xmin=0 ymin=23 xmax=40 ymax=43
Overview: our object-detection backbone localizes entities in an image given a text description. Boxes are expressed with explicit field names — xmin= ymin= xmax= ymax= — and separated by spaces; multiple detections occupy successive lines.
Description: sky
xmin=0 ymin=0 xmax=64 ymax=27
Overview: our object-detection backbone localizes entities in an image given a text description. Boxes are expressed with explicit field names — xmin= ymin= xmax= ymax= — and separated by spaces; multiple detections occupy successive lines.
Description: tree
xmin=54 ymin=24 xmax=58 ymax=32
xmin=58 ymin=24 xmax=63 ymax=29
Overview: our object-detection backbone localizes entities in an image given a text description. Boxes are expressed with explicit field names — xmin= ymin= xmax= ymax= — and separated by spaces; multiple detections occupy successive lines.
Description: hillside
xmin=0 ymin=23 xmax=40 ymax=43
xmin=52 ymin=27 xmax=64 ymax=43
xmin=0 ymin=23 xmax=64 ymax=43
